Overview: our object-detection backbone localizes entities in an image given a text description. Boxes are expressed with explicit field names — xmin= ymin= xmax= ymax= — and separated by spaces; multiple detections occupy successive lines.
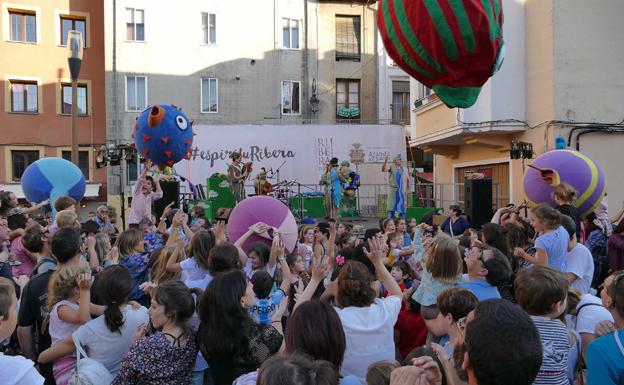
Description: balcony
xmin=410 ymin=94 xmax=527 ymax=158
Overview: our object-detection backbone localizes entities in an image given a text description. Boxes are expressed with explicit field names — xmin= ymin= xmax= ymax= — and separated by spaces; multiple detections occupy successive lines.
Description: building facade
xmin=409 ymin=0 xmax=624 ymax=211
xmin=0 ymin=0 xmax=106 ymax=213
xmin=103 ymin=0 xmax=380 ymax=215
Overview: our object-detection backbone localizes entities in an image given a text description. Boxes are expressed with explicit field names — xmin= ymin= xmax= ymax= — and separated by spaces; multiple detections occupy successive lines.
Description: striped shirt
xmin=531 ymin=316 xmax=570 ymax=385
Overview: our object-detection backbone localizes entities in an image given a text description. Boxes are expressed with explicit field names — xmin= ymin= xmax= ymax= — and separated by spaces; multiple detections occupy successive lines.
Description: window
xmin=418 ymin=83 xmax=432 ymax=100
xmin=10 ymin=81 xmax=38 ymax=113
xmin=336 ymin=79 xmax=360 ymax=122
xmin=125 ymin=76 xmax=147 ymax=111
xmin=9 ymin=11 xmax=36 ymax=43
xmin=126 ymin=8 xmax=144 ymax=41
xmin=61 ymin=151 xmax=90 ymax=180
xmin=60 ymin=16 xmax=86 ymax=46
xmin=202 ymin=13 xmax=216 ymax=44
xmin=282 ymin=18 xmax=299 ymax=49
xmin=391 ymin=81 xmax=410 ymax=124
xmin=281 ymin=81 xmax=301 ymax=115
xmin=335 ymin=15 xmax=360 ymax=61
xmin=61 ymin=84 xmax=88 ymax=115
xmin=11 ymin=150 xmax=39 ymax=181
xmin=201 ymin=78 xmax=218 ymax=113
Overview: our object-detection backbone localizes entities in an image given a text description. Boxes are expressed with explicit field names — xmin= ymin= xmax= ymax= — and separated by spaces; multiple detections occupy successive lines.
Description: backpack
xmin=68 ymin=334 xmax=113 ymax=385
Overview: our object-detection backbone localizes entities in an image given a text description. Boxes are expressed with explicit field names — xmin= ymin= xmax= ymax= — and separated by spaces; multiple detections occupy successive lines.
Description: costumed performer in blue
xmin=324 ymin=157 xmax=345 ymax=220
xmin=382 ymin=154 xmax=410 ymax=219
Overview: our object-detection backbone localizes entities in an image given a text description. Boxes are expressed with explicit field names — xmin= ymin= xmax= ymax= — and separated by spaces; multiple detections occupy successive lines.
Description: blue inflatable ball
xmin=21 ymin=157 xmax=86 ymax=216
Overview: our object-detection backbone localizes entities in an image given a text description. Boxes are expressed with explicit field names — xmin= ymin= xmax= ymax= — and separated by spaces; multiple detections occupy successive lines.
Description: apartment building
xmin=0 ymin=0 xmax=106 ymax=212
xmin=409 ymin=0 xmax=624 ymax=209
xmin=103 ymin=0 xmax=380 ymax=210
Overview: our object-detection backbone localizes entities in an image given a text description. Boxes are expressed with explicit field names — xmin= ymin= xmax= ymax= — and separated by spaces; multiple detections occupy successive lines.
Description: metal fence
xmin=231 ymin=181 xmax=507 ymax=220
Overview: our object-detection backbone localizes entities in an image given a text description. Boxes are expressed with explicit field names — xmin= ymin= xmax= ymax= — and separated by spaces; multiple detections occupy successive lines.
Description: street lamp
xmin=67 ymin=30 xmax=83 ymax=166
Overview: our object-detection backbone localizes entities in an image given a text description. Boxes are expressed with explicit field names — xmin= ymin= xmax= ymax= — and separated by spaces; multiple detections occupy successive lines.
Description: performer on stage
xmin=228 ymin=152 xmax=248 ymax=203
xmin=254 ymin=167 xmax=272 ymax=195
xmin=382 ymin=154 xmax=410 ymax=219
xmin=324 ymin=157 xmax=345 ymax=219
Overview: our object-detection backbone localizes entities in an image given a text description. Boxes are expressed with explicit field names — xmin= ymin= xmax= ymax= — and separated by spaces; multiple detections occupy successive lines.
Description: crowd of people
xmin=0 ymin=173 xmax=624 ymax=385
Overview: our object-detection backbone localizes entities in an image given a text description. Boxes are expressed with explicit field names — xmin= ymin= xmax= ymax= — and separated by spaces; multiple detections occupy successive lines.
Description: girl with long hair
xmin=113 ymin=281 xmax=199 ymax=384
xmin=116 ymin=229 xmax=151 ymax=306
xmin=198 ymin=269 xmax=286 ymax=385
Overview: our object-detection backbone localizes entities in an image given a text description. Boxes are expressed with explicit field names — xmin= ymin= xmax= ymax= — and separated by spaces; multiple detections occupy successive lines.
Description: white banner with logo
xmin=176 ymin=124 xmax=406 ymax=186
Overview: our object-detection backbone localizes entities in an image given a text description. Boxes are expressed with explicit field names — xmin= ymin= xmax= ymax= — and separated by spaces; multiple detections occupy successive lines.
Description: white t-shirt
xmin=565 ymin=244 xmax=594 ymax=294
xmin=73 ymin=305 xmax=149 ymax=376
xmin=0 ymin=354 xmax=44 ymax=385
xmin=334 ymin=296 xmax=402 ymax=380
xmin=243 ymin=259 xmax=277 ymax=280
xmin=572 ymin=294 xmax=614 ymax=335
xmin=180 ymin=257 xmax=211 ymax=283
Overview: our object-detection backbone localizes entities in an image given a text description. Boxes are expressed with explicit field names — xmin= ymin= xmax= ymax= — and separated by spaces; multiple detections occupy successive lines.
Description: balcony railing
xmin=390 ymin=103 xmax=410 ymax=125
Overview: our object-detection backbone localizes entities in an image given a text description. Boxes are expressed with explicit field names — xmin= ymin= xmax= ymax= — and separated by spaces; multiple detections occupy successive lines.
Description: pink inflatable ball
xmin=226 ymin=195 xmax=298 ymax=254
xmin=523 ymin=150 xmax=606 ymax=218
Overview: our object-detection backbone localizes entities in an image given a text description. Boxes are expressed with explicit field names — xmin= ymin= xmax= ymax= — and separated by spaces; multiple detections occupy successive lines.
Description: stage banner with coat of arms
xmin=176 ymin=124 xmax=407 ymax=187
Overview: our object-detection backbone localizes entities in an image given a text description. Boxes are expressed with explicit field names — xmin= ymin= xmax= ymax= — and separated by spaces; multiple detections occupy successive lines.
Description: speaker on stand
xmin=154 ymin=180 xmax=180 ymax=221
xmin=464 ymin=179 xmax=492 ymax=230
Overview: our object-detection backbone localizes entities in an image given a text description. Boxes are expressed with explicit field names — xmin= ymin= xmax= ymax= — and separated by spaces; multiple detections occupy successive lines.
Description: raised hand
xmin=293 ymin=280 xmax=305 ymax=303
xmin=311 ymin=254 xmax=331 ymax=282
xmin=77 ymin=273 xmax=94 ymax=291
xmin=86 ymin=235 xmax=96 ymax=249
xmin=250 ymin=222 xmax=269 ymax=234
xmin=162 ymin=202 xmax=175 ymax=219
xmin=132 ymin=323 xmax=147 ymax=344
xmin=364 ymin=237 xmax=383 ymax=265
xmin=272 ymin=295 xmax=289 ymax=322
xmin=139 ymin=281 xmax=157 ymax=295
xmin=214 ymin=220 xmax=226 ymax=241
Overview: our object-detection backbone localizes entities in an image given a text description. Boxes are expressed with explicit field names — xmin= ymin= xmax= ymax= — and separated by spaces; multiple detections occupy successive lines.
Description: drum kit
xmin=249 ymin=161 xmax=296 ymax=206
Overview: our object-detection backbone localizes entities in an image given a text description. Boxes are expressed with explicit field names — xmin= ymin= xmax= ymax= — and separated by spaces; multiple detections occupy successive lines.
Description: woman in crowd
xmin=198 ymin=269 xmax=285 ymax=385
xmin=112 ymin=280 xmax=198 ymax=384
xmin=332 ymin=237 xmax=402 ymax=380
xmin=116 ymin=229 xmax=152 ymax=306
xmin=440 ymin=205 xmax=470 ymax=237
xmin=608 ymin=220 xmax=624 ymax=272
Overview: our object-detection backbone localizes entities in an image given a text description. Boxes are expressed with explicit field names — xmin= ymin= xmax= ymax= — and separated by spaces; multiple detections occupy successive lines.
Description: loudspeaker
xmin=154 ymin=180 xmax=180 ymax=220
xmin=464 ymin=179 xmax=492 ymax=230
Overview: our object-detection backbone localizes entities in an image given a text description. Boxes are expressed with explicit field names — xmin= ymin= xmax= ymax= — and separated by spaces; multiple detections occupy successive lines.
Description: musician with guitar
xmin=254 ymin=167 xmax=273 ymax=195
xmin=228 ymin=152 xmax=250 ymax=203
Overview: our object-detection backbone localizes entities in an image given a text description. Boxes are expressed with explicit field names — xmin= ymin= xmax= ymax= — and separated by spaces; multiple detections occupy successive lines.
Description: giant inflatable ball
xmin=378 ymin=0 xmax=505 ymax=108
xmin=523 ymin=150 xmax=606 ymax=218
xmin=21 ymin=157 xmax=86 ymax=216
xmin=227 ymin=195 xmax=298 ymax=254
xmin=133 ymin=105 xmax=194 ymax=170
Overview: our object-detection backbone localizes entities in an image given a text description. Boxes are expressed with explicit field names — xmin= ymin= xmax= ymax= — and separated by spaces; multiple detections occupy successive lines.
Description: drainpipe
xmin=113 ymin=0 xmax=118 ymax=146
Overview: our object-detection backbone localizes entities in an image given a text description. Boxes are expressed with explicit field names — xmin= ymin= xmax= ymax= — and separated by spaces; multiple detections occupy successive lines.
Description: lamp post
xmin=67 ymin=30 xmax=83 ymax=166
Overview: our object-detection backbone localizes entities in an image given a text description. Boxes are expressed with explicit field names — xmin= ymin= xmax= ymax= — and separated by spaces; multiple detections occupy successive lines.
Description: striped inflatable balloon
xmin=377 ymin=0 xmax=505 ymax=108
xmin=523 ymin=150 xmax=606 ymax=218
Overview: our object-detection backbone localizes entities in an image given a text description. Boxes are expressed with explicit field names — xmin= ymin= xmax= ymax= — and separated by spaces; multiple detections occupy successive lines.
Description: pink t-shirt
xmin=11 ymin=237 xmax=35 ymax=277
xmin=128 ymin=179 xmax=163 ymax=225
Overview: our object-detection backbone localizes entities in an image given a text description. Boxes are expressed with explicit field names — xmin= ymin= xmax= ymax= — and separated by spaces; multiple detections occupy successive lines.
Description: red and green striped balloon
xmin=378 ymin=0 xmax=505 ymax=108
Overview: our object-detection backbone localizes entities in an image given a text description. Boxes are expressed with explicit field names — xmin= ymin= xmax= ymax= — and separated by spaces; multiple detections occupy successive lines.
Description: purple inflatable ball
xmin=523 ymin=149 xmax=606 ymax=218
xmin=226 ymin=195 xmax=298 ymax=254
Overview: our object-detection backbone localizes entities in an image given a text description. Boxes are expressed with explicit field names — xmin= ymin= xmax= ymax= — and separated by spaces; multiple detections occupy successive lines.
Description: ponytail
xmin=104 ymin=306 xmax=125 ymax=334
xmin=97 ymin=265 xmax=132 ymax=333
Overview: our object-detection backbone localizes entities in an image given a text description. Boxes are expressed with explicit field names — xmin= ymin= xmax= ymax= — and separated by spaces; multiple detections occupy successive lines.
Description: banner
xmin=176 ymin=124 xmax=406 ymax=186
